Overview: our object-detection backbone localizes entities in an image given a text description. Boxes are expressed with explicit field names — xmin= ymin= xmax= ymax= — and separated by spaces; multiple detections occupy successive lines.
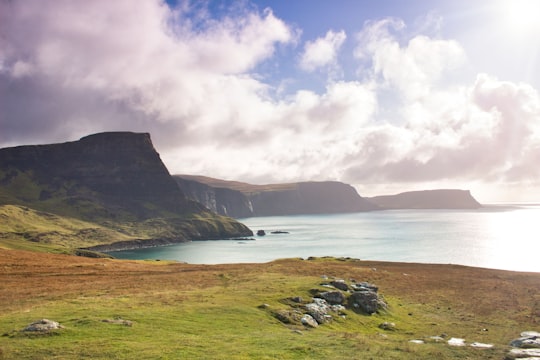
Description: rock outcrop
xmin=269 ymin=277 xmax=387 ymax=330
xmin=175 ymin=175 xmax=379 ymax=217
xmin=367 ymin=189 xmax=482 ymax=209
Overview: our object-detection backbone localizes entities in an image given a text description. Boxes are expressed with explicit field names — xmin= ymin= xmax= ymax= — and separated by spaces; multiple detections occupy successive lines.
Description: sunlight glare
xmin=499 ymin=0 xmax=540 ymax=33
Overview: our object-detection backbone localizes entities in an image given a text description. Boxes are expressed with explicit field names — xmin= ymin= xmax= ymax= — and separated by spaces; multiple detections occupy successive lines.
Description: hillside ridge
xmin=0 ymin=132 xmax=252 ymax=253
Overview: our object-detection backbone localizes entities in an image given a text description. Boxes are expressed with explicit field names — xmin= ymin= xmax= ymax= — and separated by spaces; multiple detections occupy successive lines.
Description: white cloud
xmin=355 ymin=18 xmax=466 ymax=101
xmin=1 ymin=2 xmax=540 ymax=201
xmin=299 ymin=30 xmax=346 ymax=72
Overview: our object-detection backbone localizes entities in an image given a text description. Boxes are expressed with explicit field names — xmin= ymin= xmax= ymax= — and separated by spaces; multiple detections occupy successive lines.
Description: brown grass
xmin=1 ymin=250 xmax=539 ymax=359
xmin=2 ymin=250 xmax=538 ymax=324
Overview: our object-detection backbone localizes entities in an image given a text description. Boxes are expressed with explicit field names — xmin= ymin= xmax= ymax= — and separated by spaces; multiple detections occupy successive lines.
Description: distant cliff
xmin=0 ymin=132 xmax=252 ymax=250
xmin=367 ymin=189 xmax=482 ymax=209
xmin=174 ymin=175 xmax=378 ymax=217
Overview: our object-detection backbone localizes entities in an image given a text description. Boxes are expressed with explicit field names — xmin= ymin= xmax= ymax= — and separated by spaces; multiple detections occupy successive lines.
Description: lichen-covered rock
xmin=274 ymin=309 xmax=302 ymax=324
xmin=505 ymin=348 xmax=540 ymax=359
xmin=349 ymin=290 xmax=386 ymax=314
xmin=330 ymin=280 xmax=349 ymax=291
xmin=301 ymin=314 xmax=318 ymax=328
xmin=319 ymin=291 xmax=346 ymax=305
xmin=510 ymin=331 xmax=540 ymax=349
xmin=304 ymin=298 xmax=332 ymax=324
xmin=351 ymin=282 xmax=378 ymax=292
xmin=379 ymin=322 xmax=396 ymax=331
xmin=23 ymin=319 xmax=63 ymax=332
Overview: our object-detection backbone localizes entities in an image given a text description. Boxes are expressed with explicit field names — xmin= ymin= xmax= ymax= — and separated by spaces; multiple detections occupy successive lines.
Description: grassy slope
xmin=0 ymin=202 xmax=248 ymax=254
xmin=0 ymin=204 xmax=134 ymax=253
xmin=0 ymin=250 xmax=538 ymax=359
xmin=177 ymin=174 xmax=298 ymax=193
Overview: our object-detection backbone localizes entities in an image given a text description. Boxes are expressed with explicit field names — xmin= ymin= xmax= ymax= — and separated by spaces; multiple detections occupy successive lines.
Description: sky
xmin=1 ymin=0 xmax=540 ymax=202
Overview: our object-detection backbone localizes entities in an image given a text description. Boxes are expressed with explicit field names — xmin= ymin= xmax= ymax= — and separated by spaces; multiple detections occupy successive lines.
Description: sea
xmin=111 ymin=204 xmax=540 ymax=272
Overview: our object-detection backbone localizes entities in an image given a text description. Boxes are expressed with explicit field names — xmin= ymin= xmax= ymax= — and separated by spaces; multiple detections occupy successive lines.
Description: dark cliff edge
xmin=0 ymin=132 xmax=252 ymax=251
xmin=367 ymin=189 xmax=482 ymax=209
xmin=174 ymin=175 xmax=379 ymax=217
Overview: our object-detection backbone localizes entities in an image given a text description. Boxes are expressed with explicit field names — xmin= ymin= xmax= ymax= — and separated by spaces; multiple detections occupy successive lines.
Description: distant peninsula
xmin=175 ymin=175 xmax=482 ymax=218
xmin=367 ymin=189 xmax=482 ymax=209
xmin=174 ymin=175 xmax=378 ymax=218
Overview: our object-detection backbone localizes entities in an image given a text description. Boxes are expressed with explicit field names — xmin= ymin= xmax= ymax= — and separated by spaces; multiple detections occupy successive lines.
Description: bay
xmin=111 ymin=204 xmax=540 ymax=272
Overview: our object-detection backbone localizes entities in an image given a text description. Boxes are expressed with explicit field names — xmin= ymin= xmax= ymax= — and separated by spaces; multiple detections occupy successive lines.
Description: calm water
xmin=111 ymin=204 xmax=540 ymax=272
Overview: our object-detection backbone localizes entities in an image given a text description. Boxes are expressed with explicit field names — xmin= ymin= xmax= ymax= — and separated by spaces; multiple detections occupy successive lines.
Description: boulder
xmin=447 ymin=338 xmax=466 ymax=346
xmin=274 ymin=309 xmax=302 ymax=324
xmin=304 ymin=298 xmax=332 ymax=324
xmin=378 ymin=322 xmax=396 ymax=331
xmin=318 ymin=291 xmax=346 ymax=305
xmin=510 ymin=331 xmax=540 ymax=349
xmin=351 ymin=282 xmax=378 ymax=292
xmin=505 ymin=348 xmax=540 ymax=359
xmin=301 ymin=314 xmax=318 ymax=328
xmin=349 ymin=290 xmax=386 ymax=314
xmin=330 ymin=280 xmax=349 ymax=291
xmin=23 ymin=319 xmax=63 ymax=332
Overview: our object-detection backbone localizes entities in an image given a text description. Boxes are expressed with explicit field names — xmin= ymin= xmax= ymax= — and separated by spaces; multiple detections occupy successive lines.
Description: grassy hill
xmin=0 ymin=133 xmax=252 ymax=253
xmin=0 ymin=250 xmax=538 ymax=359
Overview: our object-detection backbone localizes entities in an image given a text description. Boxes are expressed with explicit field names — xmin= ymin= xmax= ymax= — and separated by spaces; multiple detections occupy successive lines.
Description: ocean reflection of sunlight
xmin=482 ymin=206 xmax=540 ymax=272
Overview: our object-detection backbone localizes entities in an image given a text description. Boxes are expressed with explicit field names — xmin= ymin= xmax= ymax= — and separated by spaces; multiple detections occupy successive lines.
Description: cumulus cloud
xmin=0 ymin=0 xmax=292 ymax=146
xmin=299 ymin=29 xmax=346 ymax=72
xmin=354 ymin=18 xmax=466 ymax=100
xmin=1 ymin=2 xmax=540 ymax=201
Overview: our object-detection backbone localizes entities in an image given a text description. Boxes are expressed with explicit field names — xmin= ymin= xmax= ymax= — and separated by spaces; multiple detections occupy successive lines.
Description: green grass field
xmin=1 ymin=251 xmax=537 ymax=359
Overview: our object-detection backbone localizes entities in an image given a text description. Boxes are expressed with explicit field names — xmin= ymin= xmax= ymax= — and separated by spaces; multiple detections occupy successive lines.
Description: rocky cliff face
xmin=0 ymin=132 xmax=196 ymax=217
xmin=174 ymin=176 xmax=378 ymax=217
xmin=0 ymin=132 xmax=252 ymax=246
xmin=175 ymin=177 xmax=255 ymax=218
xmin=367 ymin=189 xmax=482 ymax=209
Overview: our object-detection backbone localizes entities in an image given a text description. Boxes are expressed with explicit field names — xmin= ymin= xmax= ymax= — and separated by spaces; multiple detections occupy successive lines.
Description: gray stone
xmin=301 ymin=314 xmax=319 ymax=328
xmin=378 ymin=322 xmax=396 ymax=330
xmin=102 ymin=319 xmax=133 ymax=326
xmin=304 ymin=298 xmax=332 ymax=324
xmin=511 ymin=333 xmax=540 ymax=349
xmin=274 ymin=309 xmax=302 ymax=324
xmin=319 ymin=291 xmax=346 ymax=305
xmin=506 ymin=348 xmax=540 ymax=359
xmin=448 ymin=338 xmax=466 ymax=346
xmin=470 ymin=342 xmax=493 ymax=348
xmin=330 ymin=280 xmax=349 ymax=291
xmin=351 ymin=282 xmax=378 ymax=292
xmin=23 ymin=319 xmax=63 ymax=332
xmin=349 ymin=290 xmax=386 ymax=314
xmin=522 ymin=331 xmax=540 ymax=338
